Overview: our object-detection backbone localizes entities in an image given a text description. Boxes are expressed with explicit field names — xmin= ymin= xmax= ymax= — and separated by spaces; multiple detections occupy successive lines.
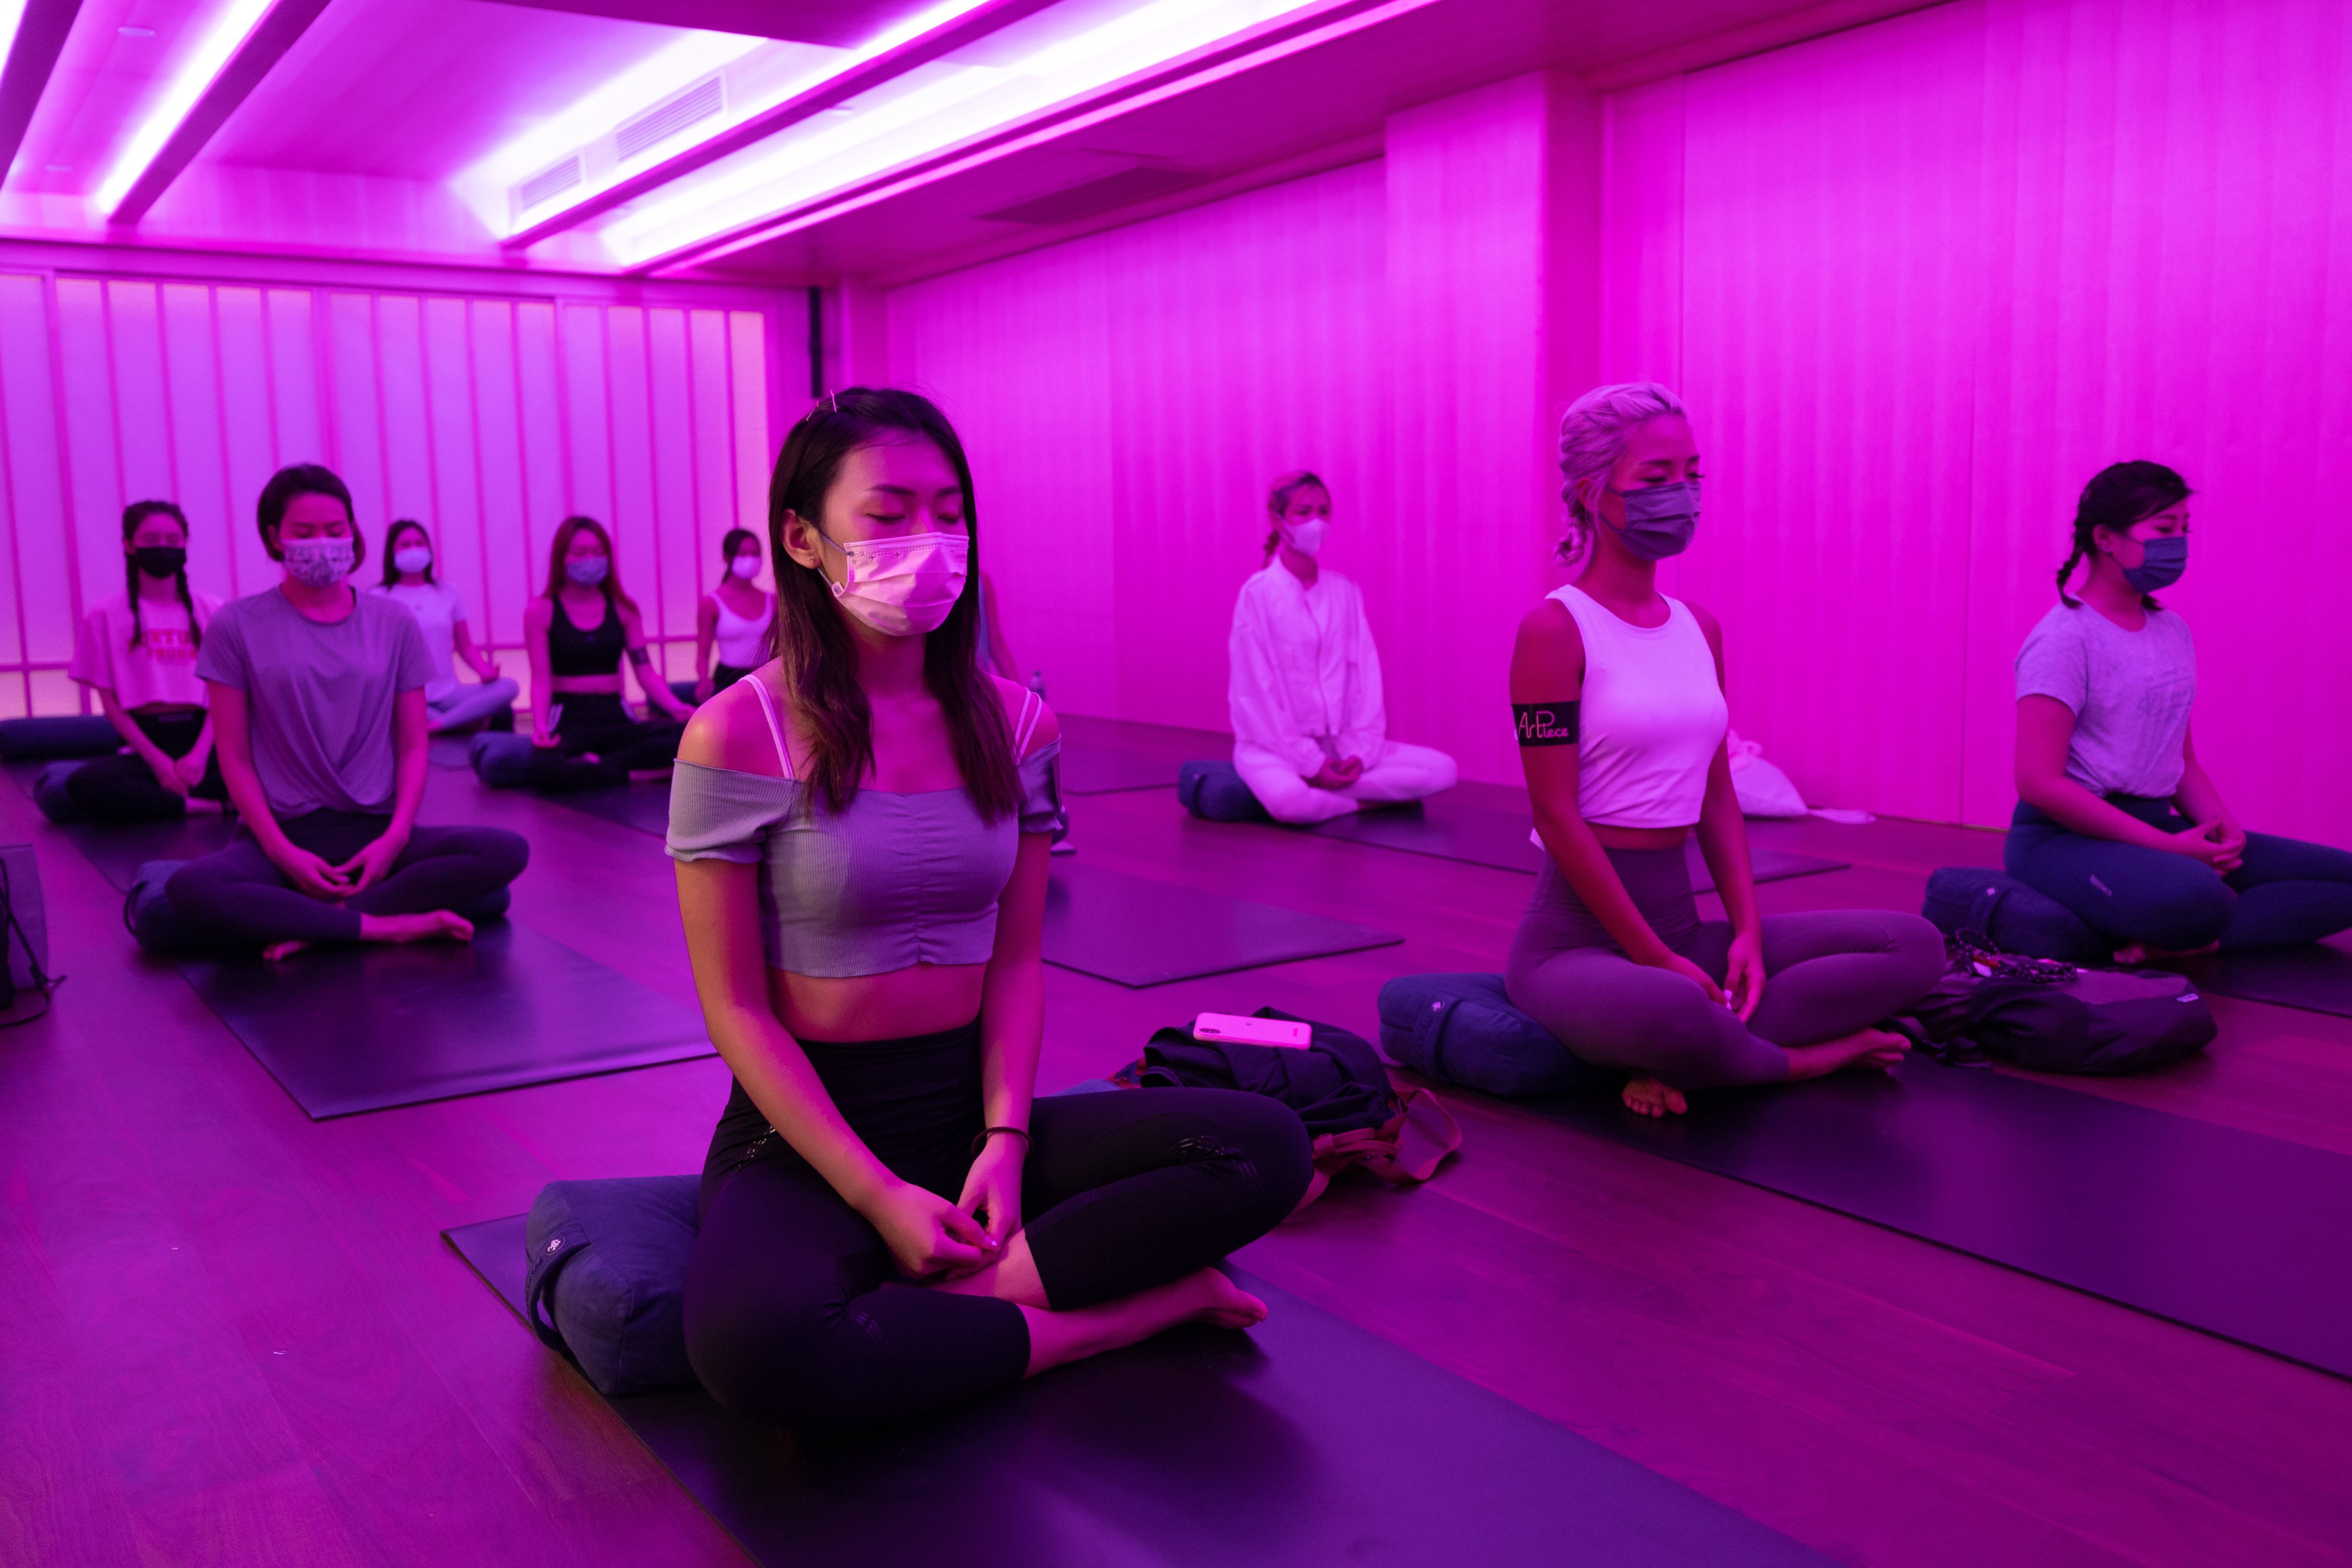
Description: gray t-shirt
xmin=196 ymin=587 xmax=434 ymax=818
xmin=2014 ymin=601 xmax=2196 ymax=799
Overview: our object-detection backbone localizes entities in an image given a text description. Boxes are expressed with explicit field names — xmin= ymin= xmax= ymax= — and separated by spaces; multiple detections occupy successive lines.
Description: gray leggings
xmin=1504 ymin=848 xmax=1944 ymax=1088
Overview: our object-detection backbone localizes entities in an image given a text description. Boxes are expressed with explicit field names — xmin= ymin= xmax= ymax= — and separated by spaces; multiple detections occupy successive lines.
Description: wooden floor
xmin=4 ymin=748 xmax=2350 ymax=1567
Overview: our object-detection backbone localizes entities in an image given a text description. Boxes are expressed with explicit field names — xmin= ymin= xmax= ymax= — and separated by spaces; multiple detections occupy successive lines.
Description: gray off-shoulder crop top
xmin=665 ymin=674 xmax=1061 ymax=976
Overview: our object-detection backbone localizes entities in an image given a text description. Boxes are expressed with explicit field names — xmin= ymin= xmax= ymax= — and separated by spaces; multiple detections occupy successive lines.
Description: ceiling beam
xmin=0 ymin=0 xmax=83 ymax=185
xmin=504 ymin=0 xmax=1059 ymax=251
xmin=109 ymin=0 xmax=333 ymax=226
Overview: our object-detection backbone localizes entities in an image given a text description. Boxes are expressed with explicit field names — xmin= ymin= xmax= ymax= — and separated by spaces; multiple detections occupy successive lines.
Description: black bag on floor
xmin=1901 ymin=935 xmax=2214 ymax=1076
xmin=0 ymin=843 xmax=59 ymax=1022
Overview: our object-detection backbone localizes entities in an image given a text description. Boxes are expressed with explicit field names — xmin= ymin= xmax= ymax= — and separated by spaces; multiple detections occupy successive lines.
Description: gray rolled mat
xmin=1524 ymin=1059 xmax=2352 ymax=1380
xmin=1042 ymin=860 xmax=1400 ymax=986
xmin=1308 ymin=795 xmax=1847 ymax=890
xmin=2179 ymin=937 xmax=2352 ymax=1020
xmin=443 ymin=1214 xmax=1830 ymax=1568
xmin=178 ymin=921 xmax=710 ymax=1118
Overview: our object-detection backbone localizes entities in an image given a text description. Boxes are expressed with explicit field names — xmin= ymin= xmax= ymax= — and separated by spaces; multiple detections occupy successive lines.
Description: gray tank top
xmin=665 ymin=675 xmax=1061 ymax=976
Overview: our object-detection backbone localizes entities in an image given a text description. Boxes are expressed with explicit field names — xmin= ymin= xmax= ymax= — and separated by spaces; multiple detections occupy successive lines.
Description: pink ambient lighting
xmin=595 ymin=0 xmax=1334 ymax=269
xmin=92 ymin=0 xmax=273 ymax=215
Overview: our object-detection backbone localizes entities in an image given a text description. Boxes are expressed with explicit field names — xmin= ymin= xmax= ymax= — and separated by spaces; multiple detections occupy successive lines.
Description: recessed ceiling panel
xmin=476 ymin=0 xmax=926 ymax=49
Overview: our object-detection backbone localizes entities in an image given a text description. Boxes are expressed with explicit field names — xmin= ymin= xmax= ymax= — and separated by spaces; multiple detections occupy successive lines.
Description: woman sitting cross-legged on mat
xmin=670 ymin=389 xmax=1310 ymax=1430
xmin=56 ymin=500 xmax=227 ymax=822
xmin=2008 ymin=461 xmax=2352 ymax=962
xmin=1504 ymin=384 xmax=1943 ymax=1118
xmin=523 ymin=515 xmax=697 ymax=789
xmin=1227 ymin=471 xmax=1458 ymax=823
xmin=165 ymin=465 xmax=529 ymax=961
xmin=370 ymin=519 xmax=520 ymax=733
xmin=693 ymin=527 xmax=773 ymax=702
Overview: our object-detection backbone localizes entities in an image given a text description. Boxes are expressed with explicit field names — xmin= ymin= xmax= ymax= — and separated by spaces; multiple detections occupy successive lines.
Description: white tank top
xmin=712 ymin=589 xmax=772 ymax=670
xmin=1547 ymin=584 xmax=1727 ymax=828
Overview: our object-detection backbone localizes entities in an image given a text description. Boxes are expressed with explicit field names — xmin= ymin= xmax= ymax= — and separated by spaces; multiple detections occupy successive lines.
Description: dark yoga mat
xmin=1309 ymin=794 xmax=1847 ymax=891
xmin=1524 ymin=1059 xmax=2352 ymax=1380
xmin=2180 ymin=935 xmax=2352 ymax=1020
xmin=1042 ymin=860 xmax=1400 ymax=986
xmin=179 ymin=920 xmax=710 ymax=1118
xmin=43 ymin=811 xmax=242 ymax=893
xmin=545 ymin=781 xmax=674 ymax=839
xmin=444 ymin=1215 xmax=1829 ymax=1568
xmin=1058 ymin=714 xmax=1229 ymax=796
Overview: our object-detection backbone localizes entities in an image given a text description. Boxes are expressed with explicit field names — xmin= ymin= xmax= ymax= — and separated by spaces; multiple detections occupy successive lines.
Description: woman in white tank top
xmin=696 ymin=528 xmax=775 ymax=702
xmin=1505 ymin=384 xmax=1941 ymax=1117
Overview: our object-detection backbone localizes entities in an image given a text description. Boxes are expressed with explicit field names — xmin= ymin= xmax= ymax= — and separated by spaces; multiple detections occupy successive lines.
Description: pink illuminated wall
xmin=1603 ymin=0 xmax=2352 ymax=845
xmin=0 ymin=261 xmax=793 ymax=717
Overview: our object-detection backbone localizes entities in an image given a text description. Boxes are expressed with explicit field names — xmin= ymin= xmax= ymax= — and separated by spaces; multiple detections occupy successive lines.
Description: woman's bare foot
xmin=356 ymin=910 xmax=476 ymax=946
xmin=1783 ymin=1026 xmax=1909 ymax=1082
xmin=2112 ymin=939 xmax=2218 ymax=967
xmin=1017 ymin=1267 xmax=1268 ymax=1378
xmin=261 ymin=939 xmax=311 ymax=962
xmin=1622 ymin=1077 xmax=1688 ymax=1117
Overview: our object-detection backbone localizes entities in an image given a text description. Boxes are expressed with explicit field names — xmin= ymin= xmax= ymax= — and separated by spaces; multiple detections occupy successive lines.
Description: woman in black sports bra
xmin=522 ymin=515 xmax=697 ymax=788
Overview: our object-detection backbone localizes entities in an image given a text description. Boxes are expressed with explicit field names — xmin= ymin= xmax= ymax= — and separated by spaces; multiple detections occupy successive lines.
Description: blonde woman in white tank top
xmin=697 ymin=528 xmax=775 ymax=702
xmin=1505 ymin=385 xmax=1941 ymax=1118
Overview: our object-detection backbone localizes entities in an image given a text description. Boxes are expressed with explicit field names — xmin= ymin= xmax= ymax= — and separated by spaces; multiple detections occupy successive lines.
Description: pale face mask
xmin=567 ymin=555 xmax=610 ymax=588
xmin=1605 ymin=480 xmax=1701 ymax=561
xmin=282 ymin=535 xmax=354 ymax=588
xmin=393 ymin=545 xmax=433 ymax=575
xmin=729 ymin=554 xmax=762 ymax=581
xmin=1280 ymin=517 xmax=1328 ymax=558
xmin=814 ymin=526 xmax=969 ymax=636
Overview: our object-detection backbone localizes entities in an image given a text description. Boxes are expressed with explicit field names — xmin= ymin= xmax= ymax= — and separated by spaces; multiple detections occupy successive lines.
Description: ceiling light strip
xmin=102 ymin=0 xmax=330 ymax=224
xmin=0 ymin=0 xmax=82 ymax=187
xmin=631 ymin=0 xmax=1422 ymax=276
xmin=503 ymin=0 xmax=1061 ymax=250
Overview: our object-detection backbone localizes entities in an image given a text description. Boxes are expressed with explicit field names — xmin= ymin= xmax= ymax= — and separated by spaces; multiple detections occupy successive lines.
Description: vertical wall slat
xmin=159 ymin=283 xmax=237 ymax=609
xmin=215 ymin=287 xmax=277 ymax=597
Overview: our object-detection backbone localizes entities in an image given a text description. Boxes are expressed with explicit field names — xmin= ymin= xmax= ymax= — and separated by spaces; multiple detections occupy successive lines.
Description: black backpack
xmin=1899 ymin=933 xmax=2214 ymax=1076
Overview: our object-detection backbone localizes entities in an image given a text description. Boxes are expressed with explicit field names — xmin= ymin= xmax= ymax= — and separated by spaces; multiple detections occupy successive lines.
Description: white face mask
xmin=1281 ymin=517 xmax=1328 ymax=558
xmin=814 ymin=527 xmax=968 ymax=637
xmin=729 ymin=554 xmax=762 ymax=581
xmin=282 ymin=536 xmax=354 ymax=588
xmin=393 ymin=545 xmax=433 ymax=575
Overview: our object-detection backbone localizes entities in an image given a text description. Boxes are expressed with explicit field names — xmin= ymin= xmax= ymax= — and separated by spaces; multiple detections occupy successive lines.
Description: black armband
xmin=625 ymin=645 xmax=652 ymax=667
xmin=1513 ymin=701 xmax=1579 ymax=746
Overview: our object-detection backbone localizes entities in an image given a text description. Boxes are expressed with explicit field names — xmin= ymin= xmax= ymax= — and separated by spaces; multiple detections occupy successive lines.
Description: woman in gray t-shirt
xmin=2008 ymin=461 xmax=2352 ymax=961
xmin=163 ymin=465 xmax=529 ymax=961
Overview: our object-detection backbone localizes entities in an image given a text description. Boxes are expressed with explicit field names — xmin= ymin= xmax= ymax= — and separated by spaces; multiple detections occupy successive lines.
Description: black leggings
xmin=165 ymin=810 xmax=529 ymax=945
xmin=529 ymin=693 xmax=683 ymax=790
xmin=683 ymin=1021 xmax=1311 ymax=1430
xmin=63 ymin=710 xmax=226 ymax=821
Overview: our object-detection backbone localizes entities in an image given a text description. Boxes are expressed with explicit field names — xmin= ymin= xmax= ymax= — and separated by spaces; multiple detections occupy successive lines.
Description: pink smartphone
xmin=1192 ymin=1012 xmax=1311 ymax=1048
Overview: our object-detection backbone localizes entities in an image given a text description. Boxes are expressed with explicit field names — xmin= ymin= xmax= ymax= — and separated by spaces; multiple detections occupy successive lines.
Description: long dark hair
xmin=122 ymin=500 xmax=201 ymax=651
xmin=1262 ymin=470 xmax=1326 ymax=563
xmin=770 ymin=387 xmax=1015 ymax=820
xmin=543 ymin=515 xmax=638 ymax=613
xmin=2057 ymin=460 xmax=2191 ymax=609
xmin=381 ymin=519 xmax=435 ymax=586
xmin=257 ymin=464 xmax=366 ymax=570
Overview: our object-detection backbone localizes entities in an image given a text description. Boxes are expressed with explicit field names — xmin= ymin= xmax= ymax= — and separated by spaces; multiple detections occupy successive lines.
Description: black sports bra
xmin=549 ymin=596 xmax=624 ymax=677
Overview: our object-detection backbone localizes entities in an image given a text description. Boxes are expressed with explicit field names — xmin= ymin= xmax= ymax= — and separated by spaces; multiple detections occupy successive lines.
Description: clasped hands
xmin=267 ymin=830 xmax=407 ymax=902
xmin=1308 ymin=754 xmax=1365 ymax=791
xmin=865 ymin=1136 xmax=1025 ymax=1284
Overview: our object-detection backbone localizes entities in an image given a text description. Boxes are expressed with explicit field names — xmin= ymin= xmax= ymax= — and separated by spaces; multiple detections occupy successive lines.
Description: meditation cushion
xmin=32 ymin=760 xmax=90 ymax=824
xmin=1377 ymin=972 xmax=1608 ymax=1098
xmin=1922 ymin=868 xmax=2110 ymax=965
xmin=125 ymin=859 xmax=512 ymax=956
xmin=469 ymin=731 xmax=538 ymax=788
xmin=526 ymin=1175 xmax=702 ymax=1397
xmin=1177 ymin=759 xmax=1272 ymax=823
xmin=0 ymin=715 xmax=123 ymax=760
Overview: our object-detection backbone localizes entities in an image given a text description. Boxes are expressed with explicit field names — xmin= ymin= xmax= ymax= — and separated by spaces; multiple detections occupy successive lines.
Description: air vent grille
xmin=617 ymin=77 xmax=724 ymax=164
xmin=519 ymin=156 xmax=583 ymax=212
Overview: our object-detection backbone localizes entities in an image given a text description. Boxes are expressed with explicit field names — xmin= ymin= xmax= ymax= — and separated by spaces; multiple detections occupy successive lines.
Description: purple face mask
xmin=1606 ymin=481 xmax=1701 ymax=561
